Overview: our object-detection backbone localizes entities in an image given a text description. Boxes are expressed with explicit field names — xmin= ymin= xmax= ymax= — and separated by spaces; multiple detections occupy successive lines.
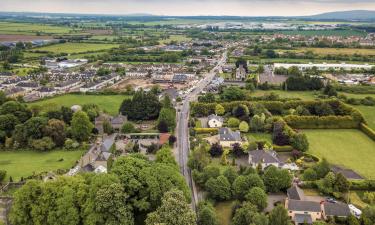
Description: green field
xmin=29 ymin=94 xmax=131 ymax=115
xmin=293 ymin=47 xmax=375 ymax=56
xmin=160 ymin=35 xmax=192 ymax=44
xmin=0 ymin=149 xmax=85 ymax=181
xmin=354 ymin=105 xmax=375 ymax=130
xmin=251 ymin=90 xmax=318 ymax=100
xmin=305 ymin=129 xmax=375 ymax=179
xmin=280 ymin=29 xmax=367 ymax=37
xmin=33 ymin=42 xmax=119 ymax=54
xmin=247 ymin=132 xmax=273 ymax=143
xmin=0 ymin=22 xmax=73 ymax=35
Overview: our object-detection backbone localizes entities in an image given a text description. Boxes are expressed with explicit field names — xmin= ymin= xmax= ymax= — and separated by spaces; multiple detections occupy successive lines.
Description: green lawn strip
xmin=28 ymin=94 xmax=131 ymax=115
xmin=246 ymin=132 xmax=273 ymax=143
xmin=304 ymin=129 xmax=375 ymax=179
xmin=354 ymin=105 xmax=375 ymax=130
xmin=0 ymin=149 xmax=85 ymax=181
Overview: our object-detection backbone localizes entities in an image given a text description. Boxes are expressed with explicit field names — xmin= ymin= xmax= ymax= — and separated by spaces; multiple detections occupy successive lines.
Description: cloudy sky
xmin=1 ymin=0 xmax=374 ymax=16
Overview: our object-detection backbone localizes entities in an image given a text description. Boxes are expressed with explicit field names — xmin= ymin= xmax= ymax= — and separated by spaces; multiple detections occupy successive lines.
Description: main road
xmin=176 ymin=50 xmax=227 ymax=211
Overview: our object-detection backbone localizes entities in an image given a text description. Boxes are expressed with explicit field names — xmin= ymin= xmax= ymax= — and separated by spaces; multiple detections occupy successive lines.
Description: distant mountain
xmin=305 ymin=10 xmax=375 ymax=21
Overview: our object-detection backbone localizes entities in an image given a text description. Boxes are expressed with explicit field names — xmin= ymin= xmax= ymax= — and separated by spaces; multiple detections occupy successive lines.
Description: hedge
xmin=360 ymin=123 xmax=375 ymax=141
xmin=273 ymin=145 xmax=293 ymax=152
xmin=194 ymin=128 xmax=219 ymax=134
xmin=283 ymin=115 xmax=361 ymax=129
xmin=350 ymin=180 xmax=375 ymax=191
xmin=302 ymin=153 xmax=321 ymax=162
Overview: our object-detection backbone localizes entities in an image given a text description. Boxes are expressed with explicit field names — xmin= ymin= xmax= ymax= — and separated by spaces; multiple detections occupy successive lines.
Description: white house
xmin=248 ymin=149 xmax=299 ymax=171
xmin=207 ymin=114 xmax=224 ymax=128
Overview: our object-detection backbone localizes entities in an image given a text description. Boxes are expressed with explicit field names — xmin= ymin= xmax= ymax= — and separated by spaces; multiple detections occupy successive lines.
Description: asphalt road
xmin=176 ymin=51 xmax=227 ymax=211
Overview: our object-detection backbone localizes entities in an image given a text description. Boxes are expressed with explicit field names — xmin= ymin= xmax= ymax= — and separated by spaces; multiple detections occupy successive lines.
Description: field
xmin=354 ymin=105 xmax=375 ymax=130
xmin=33 ymin=42 xmax=119 ymax=54
xmin=29 ymin=94 xmax=131 ymax=115
xmin=294 ymin=47 xmax=375 ymax=56
xmin=0 ymin=34 xmax=53 ymax=42
xmin=0 ymin=149 xmax=85 ymax=181
xmin=247 ymin=132 xmax=273 ymax=143
xmin=160 ymin=35 xmax=192 ymax=44
xmin=305 ymin=129 xmax=375 ymax=179
xmin=0 ymin=22 xmax=73 ymax=35
xmin=214 ymin=201 xmax=236 ymax=225
xmin=280 ymin=29 xmax=367 ymax=37
xmin=251 ymin=90 xmax=318 ymax=100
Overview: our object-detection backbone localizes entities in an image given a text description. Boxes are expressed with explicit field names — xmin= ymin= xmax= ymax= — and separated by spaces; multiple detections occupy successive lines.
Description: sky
xmin=1 ymin=0 xmax=375 ymax=16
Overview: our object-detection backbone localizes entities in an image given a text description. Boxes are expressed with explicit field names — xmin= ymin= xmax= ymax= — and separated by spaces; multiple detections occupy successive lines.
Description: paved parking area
xmin=266 ymin=194 xmax=286 ymax=212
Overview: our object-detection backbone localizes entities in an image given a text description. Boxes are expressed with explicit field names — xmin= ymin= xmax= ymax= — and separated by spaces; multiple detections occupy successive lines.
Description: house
xmin=111 ymin=114 xmax=127 ymax=131
xmin=207 ymin=114 xmax=224 ymax=128
xmin=235 ymin=64 xmax=247 ymax=80
xmin=322 ymin=202 xmax=351 ymax=220
xmin=248 ymin=149 xmax=300 ymax=171
xmin=286 ymin=199 xmax=322 ymax=225
xmin=95 ymin=114 xmax=112 ymax=134
xmin=37 ymin=87 xmax=56 ymax=98
xmin=219 ymin=127 xmax=242 ymax=147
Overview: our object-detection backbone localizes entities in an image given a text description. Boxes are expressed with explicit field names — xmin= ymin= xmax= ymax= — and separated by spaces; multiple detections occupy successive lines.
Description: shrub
xmin=239 ymin=121 xmax=249 ymax=133
xmin=273 ymin=145 xmax=293 ymax=152
xmin=30 ymin=137 xmax=55 ymax=151
xmin=360 ymin=123 xmax=375 ymax=141
xmin=228 ymin=117 xmax=240 ymax=128
xmin=121 ymin=122 xmax=135 ymax=133
xmin=303 ymin=168 xmax=318 ymax=181
xmin=64 ymin=138 xmax=80 ymax=149
xmin=209 ymin=143 xmax=223 ymax=157
xmin=0 ymin=170 xmax=6 ymax=182
xmin=194 ymin=128 xmax=219 ymax=134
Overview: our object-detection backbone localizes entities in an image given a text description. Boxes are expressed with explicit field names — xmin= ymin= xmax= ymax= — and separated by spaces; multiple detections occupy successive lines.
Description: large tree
xmin=205 ymin=175 xmax=231 ymax=201
xmin=71 ymin=111 xmax=93 ymax=142
xmin=145 ymin=189 xmax=196 ymax=225
xmin=233 ymin=174 xmax=265 ymax=200
xmin=263 ymin=166 xmax=292 ymax=193
xmin=197 ymin=201 xmax=219 ymax=225
xmin=43 ymin=119 xmax=66 ymax=147
xmin=120 ymin=90 xmax=162 ymax=120
xmin=269 ymin=205 xmax=290 ymax=225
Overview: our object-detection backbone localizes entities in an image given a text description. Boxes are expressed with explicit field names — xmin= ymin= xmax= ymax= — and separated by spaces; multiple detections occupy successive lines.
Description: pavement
xmin=175 ymin=50 xmax=227 ymax=211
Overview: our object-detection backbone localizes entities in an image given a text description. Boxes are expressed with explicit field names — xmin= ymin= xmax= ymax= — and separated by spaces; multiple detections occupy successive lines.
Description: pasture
xmin=295 ymin=47 xmax=375 ymax=56
xmin=0 ymin=22 xmax=73 ymax=35
xmin=354 ymin=105 xmax=375 ymax=130
xmin=0 ymin=149 xmax=85 ymax=181
xmin=29 ymin=94 xmax=131 ymax=115
xmin=33 ymin=42 xmax=119 ymax=54
xmin=305 ymin=129 xmax=375 ymax=179
xmin=280 ymin=29 xmax=367 ymax=37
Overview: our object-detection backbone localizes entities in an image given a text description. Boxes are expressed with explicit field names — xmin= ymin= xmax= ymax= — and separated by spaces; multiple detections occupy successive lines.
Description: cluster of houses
xmin=274 ymin=62 xmax=374 ymax=72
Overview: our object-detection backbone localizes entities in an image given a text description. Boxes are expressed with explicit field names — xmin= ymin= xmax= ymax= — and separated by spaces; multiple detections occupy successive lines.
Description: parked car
xmin=326 ymin=197 xmax=337 ymax=203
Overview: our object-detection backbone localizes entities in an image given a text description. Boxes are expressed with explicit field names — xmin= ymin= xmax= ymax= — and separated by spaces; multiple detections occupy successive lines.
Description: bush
xmin=194 ymin=128 xmax=218 ymax=134
xmin=228 ymin=117 xmax=240 ymax=128
xmin=0 ymin=170 xmax=6 ymax=182
xmin=239 ymin=121 xmax=249 ymax=133
xmin=121 ymin=122 xmax=135 ymax=133
xmin=303 ymin=168 xmax=318 ymax=181
xmin=273 ymin=145 xmax=293 ymax=152
xmin=64 ymin=138 xmax=80 ymax=149
xmin=30 ymin=137 xmax=55 ymax=151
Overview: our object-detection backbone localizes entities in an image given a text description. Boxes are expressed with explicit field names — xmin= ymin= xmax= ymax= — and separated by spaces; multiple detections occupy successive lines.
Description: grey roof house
xmin=219 ymin=127 xmax=242 ymax=147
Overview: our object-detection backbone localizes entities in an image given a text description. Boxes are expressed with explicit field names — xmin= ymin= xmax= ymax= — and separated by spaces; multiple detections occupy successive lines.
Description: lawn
xmin=33 ymin=42 xmax=119 ymax=54
xmin=0 ymin=149 xmax=85 ymax=181
xmin=247 ymin=132 xmax=273 ymax=143
xmin=251 ymin=90 xmax=318 ymax=100
xmin=354 ymin=105 xmax=375 ymax=130
xmin=29 ymin=94 xmax=131 ymax=115
xmin=304 ymin=129 xmax=375 ymax=179
xmin=215 ymin=201 xmax=236 ymax=225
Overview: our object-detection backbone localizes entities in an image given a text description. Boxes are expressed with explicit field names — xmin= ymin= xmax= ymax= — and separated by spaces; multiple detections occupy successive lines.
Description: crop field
xmin=294 ymin=47 xmax=375 ymax=56
xmin=305 ymin=129 xmax=375 ymax=179
xmin=29 ymin=94 xmax=131 ymax=115
xmin=0 ymin=22 xmax=73 ymax=35
xmin=0 ymin=149 xmax=85 ymax=181
xmin=33 ymin=42 xmax=119 ymax=54
xmin=280 ymin=29 xmax=367 ymax=37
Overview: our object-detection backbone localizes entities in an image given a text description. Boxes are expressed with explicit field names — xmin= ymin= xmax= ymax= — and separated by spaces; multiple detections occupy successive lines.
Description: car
xmin=326 ymin=197 xmax=337 ymax=203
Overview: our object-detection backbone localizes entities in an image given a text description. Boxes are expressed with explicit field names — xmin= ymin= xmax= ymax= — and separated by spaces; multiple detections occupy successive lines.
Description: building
xmin=207 ymin=114 xmax=224 ymax=128
xmin=248 ymin=150 xmax=299 ymax=171
xmin=111 ymin=114 xmax=127 ymax=131
xmin=274 ymin=62 xmax=373 ymax=71
xmin=235 ymin=64 xmax=247 ymax=80
xmin=286 ymin=199 xmax=322 ymax=225
xmin=37 ymin=87 xmax=56 ymax=98
xmin=219 ymin=127 xmax=242 ymax=147
xmin=322 ymin=202 xmax=351 ymax=220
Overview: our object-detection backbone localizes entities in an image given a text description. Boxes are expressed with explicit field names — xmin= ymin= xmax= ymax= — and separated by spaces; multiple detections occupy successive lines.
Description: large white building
xmin=274 ymin=62 xmax=373 ymax=71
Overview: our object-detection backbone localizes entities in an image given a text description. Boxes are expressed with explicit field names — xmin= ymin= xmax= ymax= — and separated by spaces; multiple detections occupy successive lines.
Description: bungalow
xmin=219 ymin=127 xmax=242 ymax=147
xmin=322 ymin=202 xmax=351 ymax=220
xmin=286 ymin=199 xmax=322 ymax=225
xmin=248 ymin=150 xmax=299 ymax=171
xmin=207 ymin=114 xmax=224 ymax=128
xmin=111 ymin=114 xmax=127 ymax=131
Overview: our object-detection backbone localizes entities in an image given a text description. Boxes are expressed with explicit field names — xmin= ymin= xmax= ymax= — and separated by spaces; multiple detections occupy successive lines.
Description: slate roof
xmin=249 ymin=150 xmax=280 ymax=164
xmin=82 ymin=163 xmax=95 ymax=172
xmin=96 ymin=152 xmax=112 ymax=161
xmin=287 ymin=185 xmax=305 ymax=201
xmin=219 ymin=127 xmax=241 ymax=142
xmin=288 ymin=200 xmax=321 ymax=212
xmin=324 ymin=202 xmax=351 ymax=217
xmin=208 ymin=114 xmax=224 ymax=122
xmin=295 ymin=214 xmax=313 ymax=224
xmin=111 ymin=115 xmax=127 ymax=125
xmin=100 ymin=135 xmax=116 ymax=152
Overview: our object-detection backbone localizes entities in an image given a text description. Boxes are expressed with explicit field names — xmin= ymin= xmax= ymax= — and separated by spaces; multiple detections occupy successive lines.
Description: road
xmin=176 ymin=50 xmax=227 ymax=211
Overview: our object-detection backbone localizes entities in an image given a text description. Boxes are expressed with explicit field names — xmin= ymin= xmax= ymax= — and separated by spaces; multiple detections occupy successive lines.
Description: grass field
xmin=305 ymin=129 xmax=375 ymax=179
xmin=280 ymin=29 xmax=367 ymax=37
xmin=215 ymin=201 xmax=236 ymax=225
xmin=33 ymin=42 xmax=119 ymax=54
xmin=29 ymin=94 xmax=131 ymax=115
xmin=160 ymin=35 xmax=192 ymax=44
xmin=247 ymin=132 xmax=273 ymax=143
xmin=0 ymin=22 xmax=73 ymax=35
xmin=354 ymin=105 xmax=375 ymax=130
xmin=251 ymin=90 xmax=318 ymax=100
xmin=0 ymin=149 xmax=85 ymax=181
xmin=294 ymin=47 xmax=375 ymax=56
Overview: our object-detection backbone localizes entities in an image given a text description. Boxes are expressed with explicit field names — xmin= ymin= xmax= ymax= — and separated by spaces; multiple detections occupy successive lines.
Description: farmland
xmin=0 ymin=149 xmax=85 ymax=181
xmin=293 ymin=47 xmax=375 ymax=56
xmin=305 ymin=129 xmax=375 ymax=179
xmin=29 ymin=94 xmax=131 ymax=115
xmin=32 ymin=42 xmax=119 ymax=54
xmin=280 ymin=29 xmax=367 ymax=37
xmin=0 ymin=21 xmax=74 ymax=35
xmin=354 ymin=105 xmax=375 ymax=130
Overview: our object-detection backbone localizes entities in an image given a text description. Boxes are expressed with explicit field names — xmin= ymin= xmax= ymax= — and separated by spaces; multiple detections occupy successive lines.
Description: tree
xmin=205 ymin=175 xmax=231 ymax=200
xmin=71 ymin=111 xmax=93 ymax=142
xmin=197 ymin=201 xmax=219 ymax=225
xmin=215 ymin=104 xmax=225 ymax=116
xmin=232 ymin=104 xmax=249 ymax=118
xmin=232 ymin=202 xmax=266 ymax=225
xmin=323 ymin=84 xmax=337 ymax=97
xmin=0 ymin=170 xmax=6 ymax=183
xmin=43 ymin=119 xmax=66 ymax=147
xmin=121 ymin=122 xmax=135 ymax=133
xmin=223 ymin=167 xmax=238 ymax=184
xmin=220 ymin=87 xmax=245 ymax=101
xmin=269 ymin=205 xmax=290 ymax=225
xmin=233 ymin=174 xmax=265 ymax=200
xmin=157 ymin=120 xmax=169 ymax=133
xmin=263 ymin=166 xmax=292 ymax=193
xmin=228 ymin=117 xmax=240 ymax=128
xmin=0 ymin=101 xmax=31 ymax=123
xmin=169 ymin=135 xmax=177 ymax=145
xmin=245 ymin=187 xmax=268 ymax=211
xmin=314 ymin=158 xmax=330 ymax=179
xmin=199 ymin=93 xmax=216 ymax=103
xmin=232 ymin=143 xmax=245 ymax=158
xmin=290 ymin=133 xmax=309 ymax=152
xmin=0 ymin=114 xmax=18 ymax=138
xmin=156 ymin=146 xmax=178 ymax=168
xmin=120 ymin=90 xmax=162 ymax=120
xmin=145 ymin=189 xmax=196 ymax=225
xmin=30 ymin=137 xmax=55 ymax=151
xmin=157 ymin=107 xmax=176 ymax=132
xmin=61 ymin=106 xmax=73 ymax=125
xmin=209 ymin=143 xmax=223 ymax=157
xmin=103 ymin=119 xmax=113 ymax=134
xmin=239 ymin=121 xmax=249 ymax=133
xmin=334 ymin=173 xmax=350 ymax=193
xmin=250 ymin=114 xmax=265 ymax=132
xmin=23 ymin=117 xmax=48 ymax=140
xmin=303 ymin=168 xmax=318 ymax=181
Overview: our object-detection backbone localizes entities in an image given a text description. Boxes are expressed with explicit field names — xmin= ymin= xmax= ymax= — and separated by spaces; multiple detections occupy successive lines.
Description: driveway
xmin=266 ymin=193 xmax=287 ymax=212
